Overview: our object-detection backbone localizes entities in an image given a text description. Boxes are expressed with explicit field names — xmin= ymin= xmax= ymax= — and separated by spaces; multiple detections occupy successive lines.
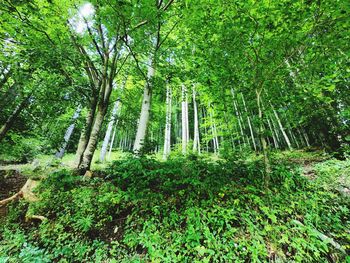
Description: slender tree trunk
xmin=270 ymin=103 xmax=292 ymax=150
xmin=289 ymin=129 xmax=299 ymax=148
xmin=181 ymin=84 xmax=189 ymax=154
xmin=302 ymin=129 xmax=311 ymax=147
xmin=185 ymin=94 xmax=189 ymax=145
xmin=0 ymin=94 xmax=31 ymax=142
xmin=55 ymin=106 xmax=81 ymax=159
xmin=192 ymin=86 xmax=200 ymax=154
xmin=231 ymin=89 xmax=246 ymax=147
xmin=163 ymin=84 xmax=172 ymax=159
xmin=100 ymin=99 xmax=121 ymax=162
xmin=100 ymin=77 xmax=127 ymax=161
xmin=133 ymin=54 xmax=156 ymax=152
xmin=202 ymin=107 xmax=209 ymax=153
xmin=108 ymin=125 xmax=117 ymax=160
xmin=298 ymin=128 xmax=308 ymax=148
xmin=119 ymin=131 xmax=123 ymax=149
xmin=173 ymin=96 xmax=178 ymax=144
xmin=241 ymin=93 xmax=257 ymax=151
xmin=267 ymin=115 xmax=279 ymax=149
xmin=256 ymin=89 xmax=271 ymax=178
xmin=209 ymin=105 xmax=219 ymax=154
xmin=270 ymin=114 xmax=282 ymax=146
xmin=213 ymin=120 xmax=220 ymax=154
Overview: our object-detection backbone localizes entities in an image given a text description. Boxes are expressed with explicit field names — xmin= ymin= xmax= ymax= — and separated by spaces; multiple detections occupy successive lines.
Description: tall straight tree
xmin=163 ymin=82 xmax=172 ymax=159
xmin=100 ymin=77 xmax=127 ymax=162
xmin=192 ymin=85 xmax=200 ymax=154
xmin=132 ymin=41 xmax=157 ymax=152
xmin=181 ymin=84 xmax=189 ymax=154
xmin=130 ymin=0 xmax=178 ymax=152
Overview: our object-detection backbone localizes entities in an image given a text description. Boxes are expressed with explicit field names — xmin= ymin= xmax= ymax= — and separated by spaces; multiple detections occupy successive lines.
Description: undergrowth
xmin=0 ymin=154 xmax=349 ymax=262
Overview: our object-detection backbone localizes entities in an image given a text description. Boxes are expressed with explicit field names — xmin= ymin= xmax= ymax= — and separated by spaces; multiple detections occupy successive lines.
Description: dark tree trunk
xmin=0 ymin=95 xmax=30 ymax=142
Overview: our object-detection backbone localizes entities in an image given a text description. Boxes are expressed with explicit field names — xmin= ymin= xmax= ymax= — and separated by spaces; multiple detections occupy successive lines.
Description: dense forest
xmin=0 ymin=0 xmax=349 ymax=262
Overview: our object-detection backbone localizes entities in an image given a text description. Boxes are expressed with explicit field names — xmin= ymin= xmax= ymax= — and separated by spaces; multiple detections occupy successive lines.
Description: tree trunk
xmin=100 ymin=99 xmax=121 ymax=162
xmin=302 ymin=129 xmax=311 ymax=147
xmin=74 ymin=96 xmax=98 ymax=168
xmin=270 ymin=103 xmax=292 ymax=150
xmin=181 ymin=84 xmax=189 ymax=154
xmin=209 ymin=105 xmax=219 ymax=154
xmin=100 ymin=77 xmax=127 ymax=161
xmin=231 ymin=89 xmax=246 ymax=147
xmin=133 ymin=54 xmax=156 ymax=153
xmin=256 ymin=89 xmax=271 ymax=179
xmin=79 ymin=72 xmax=115 ymax=173
xmin=79 ymin=108 xmax=106 ymax=172
xmin=192 ymin=86 xmax=200 ymax=154
xmin=266 ymin=115 xmax=279 ymax=149
xmin=0 ymin=94 xmax=31 ymax=142
xmin=108 ymin=125 xmax=117 ymax=160
xmin=241 ymin=93 xmax=257 ymax=151
xmin=163 ymin=83 xmax=172 ymax=159
xmin=55 ymin=106 xmax=82 ymax=159
xmin=202 ymin=107 xmax=209 ymax=153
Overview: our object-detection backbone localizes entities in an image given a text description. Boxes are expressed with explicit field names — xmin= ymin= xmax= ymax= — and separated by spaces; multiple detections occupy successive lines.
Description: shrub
xmin=1 ymin=154 xmax=349 ymax=262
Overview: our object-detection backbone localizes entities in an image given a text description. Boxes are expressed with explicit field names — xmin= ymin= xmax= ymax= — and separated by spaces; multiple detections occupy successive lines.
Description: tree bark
xmin=163 ymin=83 xmax=172 ymax=159
xmin=0 ymin=94 xmax=31 ymax=142
xmin=270 ymin=102 xmax=293 ymax=150
xmin=241 ymin=93 xmax=257 ymax=151
xmin=100 ymin=100 xmax=120 ymax=161
xmin=79 ymin=107 xmax=107 ymax=172
xmin=100 ymin=99 xmax=121 ymax=162
xmin=55 ymin=105 xmax=81 ymax=159
xmin=181 ymin=84 xmax=189 ymax=154
xmin=100 ymin=77 xmax=127 ymax=161
xmin=266 ymin=115 xmax=279 ymax=149
xmin=107 ymin=125 xmax=117 ymax=160
xmin=74 ymin=95 xmax=98 ymax=167
xmin=209 ymin=105 xmax=219 ymax=154
xmin=256 ymin=89 xmax=271 ymax=179
xmin=133 ymin=54 xmax=156 ymax=153
xmin=202 ymin=107 xmax=209 ymax=153
xmin=79 ymin=68 xmax=115 ymax=173
xmin=302 ymin=129 xmax=311 ymax=147
xmin=192 ymin=86 xmax=200 ymax=154
xmin=231 ymin=89 xmax=247 ymax=147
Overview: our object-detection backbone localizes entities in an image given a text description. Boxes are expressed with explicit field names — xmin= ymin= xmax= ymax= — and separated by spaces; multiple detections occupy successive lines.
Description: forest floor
xmin=0 ymin=149 xmax=349 ymax=262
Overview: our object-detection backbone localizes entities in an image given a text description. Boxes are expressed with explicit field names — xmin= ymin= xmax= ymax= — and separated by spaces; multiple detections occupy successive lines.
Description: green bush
xmin=0 ymin=155 xmax=349 ymax=262
xmin=0 ymin=133 xmax=44 ymax=163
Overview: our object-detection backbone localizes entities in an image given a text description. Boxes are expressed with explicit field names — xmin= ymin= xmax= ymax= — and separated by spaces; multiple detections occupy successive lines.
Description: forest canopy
xmin=0 ymin=0 xmax=349 ymax=167
xmin=0 ymin=0 xmax=349 ymax=262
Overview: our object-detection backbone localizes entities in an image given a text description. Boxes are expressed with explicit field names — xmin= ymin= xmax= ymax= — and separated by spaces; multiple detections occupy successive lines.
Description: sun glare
xmin=72 ymin=3 xmax=94 ymax=34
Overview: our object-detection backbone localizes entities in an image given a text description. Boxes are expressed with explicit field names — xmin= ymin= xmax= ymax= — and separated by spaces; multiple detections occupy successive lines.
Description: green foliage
xmin=1 ymin=154 xmax=348 ymax=262
xmin=313 ymin=158 xmax=350 ymax=194
xmin=0 ymin=133 xmax=44 ymax=164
